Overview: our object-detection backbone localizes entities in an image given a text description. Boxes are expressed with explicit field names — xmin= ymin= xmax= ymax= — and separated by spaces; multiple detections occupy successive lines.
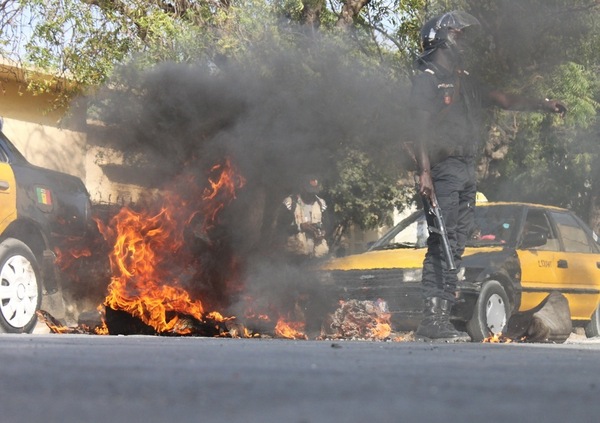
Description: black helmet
xmin=420 ymin=10 xmax=480 ymax=54
xmin=300 ymin=174 xmax=321 ymax=194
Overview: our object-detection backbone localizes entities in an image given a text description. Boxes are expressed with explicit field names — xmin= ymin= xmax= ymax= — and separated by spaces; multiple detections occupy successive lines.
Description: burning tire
xmin=584 ymin=305 xmax=600 ymax=338
xmin=466 ymin=280 xmax=509 ymax=341
xmin=0 ymin=238 xmax=42 ymax=333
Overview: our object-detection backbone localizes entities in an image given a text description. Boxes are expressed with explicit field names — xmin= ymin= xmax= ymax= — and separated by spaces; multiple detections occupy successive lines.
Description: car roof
xmin=476 ymin=201 xmax=568 ymax=213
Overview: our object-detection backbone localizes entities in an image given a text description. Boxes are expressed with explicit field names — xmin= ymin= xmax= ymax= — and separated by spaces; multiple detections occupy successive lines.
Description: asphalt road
xmin=1 ymin=333 xmax=600 ymax=423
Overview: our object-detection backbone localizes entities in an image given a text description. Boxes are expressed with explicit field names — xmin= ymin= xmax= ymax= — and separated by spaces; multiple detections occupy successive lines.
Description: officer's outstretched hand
xmin=542 ymin=99 xmax=567 ymax=117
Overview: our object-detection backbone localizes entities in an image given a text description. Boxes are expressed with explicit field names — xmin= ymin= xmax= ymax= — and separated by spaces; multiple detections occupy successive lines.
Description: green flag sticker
xmin=36 ymin=187 xmax=53 ymax=205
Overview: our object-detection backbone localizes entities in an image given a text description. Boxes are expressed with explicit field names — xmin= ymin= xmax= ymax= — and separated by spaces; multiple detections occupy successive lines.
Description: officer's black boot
xmin=415 ymin=297 xmax=471 ymax=342
xmin=415 ymin=297 xmax=439 ymax=338
xmin=437 ymin=298 xmax=471 ymax=341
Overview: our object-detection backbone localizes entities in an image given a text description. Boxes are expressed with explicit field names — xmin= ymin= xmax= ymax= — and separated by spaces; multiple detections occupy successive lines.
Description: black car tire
xmin=466 ymin=280 xmax=510 ymax=342
xmin=584 ymin=305 xmax=600 ymax=338
xmin=0 ymin=238 xmax=42 ymax=333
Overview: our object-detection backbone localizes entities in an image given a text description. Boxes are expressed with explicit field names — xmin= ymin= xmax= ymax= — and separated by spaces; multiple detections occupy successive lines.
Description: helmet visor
xmin=437 ymin=10 xmax=480 ymax=31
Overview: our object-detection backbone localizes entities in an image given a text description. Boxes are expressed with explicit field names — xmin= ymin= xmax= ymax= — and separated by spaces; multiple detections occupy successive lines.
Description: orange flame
xmin=54 ymin=241 xmax=93 ymax=271
xmin=200 ymin=159 xmax=246 ymax=232
xmin=483 ymin=332 xmax=513 ymax=343
xmin=94 ymin=305 xmax=110 ymax=335
xmin=324 ymin=299 xmax=393 ymax=340
xmin=369 ymin=319 xmax=392 ymax=340
xmin=275 ymin=318 xmax=308 ymax=340
xmin=99 ymin=158 xmax=246 ymax=334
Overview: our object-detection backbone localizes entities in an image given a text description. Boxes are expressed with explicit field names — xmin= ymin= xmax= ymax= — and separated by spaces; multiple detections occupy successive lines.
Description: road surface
xmin=1 ymin=332 xmax=600 ymax=423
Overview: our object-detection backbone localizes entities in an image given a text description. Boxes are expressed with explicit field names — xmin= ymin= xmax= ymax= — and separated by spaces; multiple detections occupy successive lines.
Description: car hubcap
xmin=0 ymin=255 xmax=38 ymax=328
xmin=486 ymin=293 xmax=506 ymax=334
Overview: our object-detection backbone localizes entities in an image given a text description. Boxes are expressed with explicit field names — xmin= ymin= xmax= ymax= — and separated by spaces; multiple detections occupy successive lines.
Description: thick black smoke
xmin=83 ymin=36 xmax=413 ymax=331
xmin=96 ymin=44 xmax=411 ymax=191
xmin=94 ymin=43 xmax=414 ymax=239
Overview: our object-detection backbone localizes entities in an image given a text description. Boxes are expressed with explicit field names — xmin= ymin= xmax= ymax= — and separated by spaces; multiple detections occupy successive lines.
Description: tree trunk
xmin=336 ymin=0 xmax=371 ymax=28
xmin=301 ymin=0 xmax=324 ymax=29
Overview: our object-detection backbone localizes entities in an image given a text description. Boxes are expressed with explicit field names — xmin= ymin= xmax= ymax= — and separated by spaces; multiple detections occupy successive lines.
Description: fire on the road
xmin=96 ymin=158 xmax=244 ymax=335
xmin=46 ymin=157 xmax=399 ymax=341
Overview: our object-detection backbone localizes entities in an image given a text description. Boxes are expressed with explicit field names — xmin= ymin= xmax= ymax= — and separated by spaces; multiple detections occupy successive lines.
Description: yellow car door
xmin=517 ymin=209 xmax=562 ymax=311
xmin=518 ymin=250 xmax=561 ymax=311
xmin=548 ymin=210 xmax=600 ymax=320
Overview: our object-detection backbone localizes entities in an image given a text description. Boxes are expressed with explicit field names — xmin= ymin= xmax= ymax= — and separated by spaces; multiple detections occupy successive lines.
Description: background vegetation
xmin=1 ymin=0 xmax=599 ymax=241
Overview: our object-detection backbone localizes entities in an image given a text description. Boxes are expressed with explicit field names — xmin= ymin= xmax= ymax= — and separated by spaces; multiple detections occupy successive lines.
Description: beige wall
xmin=85 ymin=144 xmax=157 ymax=205
xmin=0 ymin=64 xmax=87 ymax=181
xmin=2 ymin=117 xmax=87 ymax=180
xmin=0 ymin=64 xmax=164 ymax=208
xmin=0 ymin=70 xmax=66 ymax=126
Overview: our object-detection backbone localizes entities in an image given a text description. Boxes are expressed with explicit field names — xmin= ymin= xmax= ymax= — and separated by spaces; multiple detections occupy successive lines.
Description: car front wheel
xmin=0 ymin=238 xmax=42 ymax=333
xmin=584 ymin=305 xmax=600 ymax=338
xmin=466 ymin=280 xmax=510 ymax=342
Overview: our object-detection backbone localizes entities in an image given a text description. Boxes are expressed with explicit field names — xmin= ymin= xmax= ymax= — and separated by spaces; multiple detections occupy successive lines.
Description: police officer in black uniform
xmin=411 ymin=10 xmax=567 ymax=341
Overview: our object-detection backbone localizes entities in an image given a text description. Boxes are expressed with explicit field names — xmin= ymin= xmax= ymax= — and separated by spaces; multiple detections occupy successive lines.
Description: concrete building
xmin=0 ymin=60 xmax=87 ymax=181
xmin=0 ymin=59 xmax=152 ymax=209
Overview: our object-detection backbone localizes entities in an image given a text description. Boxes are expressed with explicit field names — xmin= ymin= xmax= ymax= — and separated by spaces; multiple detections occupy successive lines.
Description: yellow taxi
xmin=319 ymin=201 xmax=600 ymax=341
xmin=0 ymin=130 xmax=90 ymax=333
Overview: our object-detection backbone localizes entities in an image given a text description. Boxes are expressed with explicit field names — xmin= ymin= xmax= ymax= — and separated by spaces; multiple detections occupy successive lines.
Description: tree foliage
xmin=466 ymin=1 xmax=600 ymax=226
xmin=1 ymin=0 xmax=599 ymax=236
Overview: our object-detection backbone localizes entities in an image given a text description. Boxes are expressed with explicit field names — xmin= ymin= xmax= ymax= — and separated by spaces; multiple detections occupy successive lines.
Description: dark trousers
xmin=421 ymin=156 xmax=476 ymax=303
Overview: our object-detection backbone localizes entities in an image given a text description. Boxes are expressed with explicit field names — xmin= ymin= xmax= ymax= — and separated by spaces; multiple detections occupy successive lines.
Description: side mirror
xmin=521 ymin=231 xmax=547 ymax=249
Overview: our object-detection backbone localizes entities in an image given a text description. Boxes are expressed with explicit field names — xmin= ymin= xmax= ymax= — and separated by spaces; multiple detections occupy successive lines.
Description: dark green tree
xmin=1 ymin=0 xmax=599 ymax=237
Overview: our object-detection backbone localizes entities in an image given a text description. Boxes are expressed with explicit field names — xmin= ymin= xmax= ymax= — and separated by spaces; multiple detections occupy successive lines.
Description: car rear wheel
xmin=584 ymin=305 xmax=600 ymax=338
xmin=466 ymin=280 xmax=510 ymax=342
xmin=0 ymin=238 xmax=42 ymax=333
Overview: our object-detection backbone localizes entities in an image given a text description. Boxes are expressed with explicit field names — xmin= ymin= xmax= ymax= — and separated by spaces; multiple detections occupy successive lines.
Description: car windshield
xmin=369 ymin=204 xmax=523 ymax=251
xmin=468 ymin=205 xmax=521 ymax=247
xmin=368 ymin=211 xmax=428 ymax=251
